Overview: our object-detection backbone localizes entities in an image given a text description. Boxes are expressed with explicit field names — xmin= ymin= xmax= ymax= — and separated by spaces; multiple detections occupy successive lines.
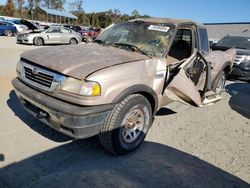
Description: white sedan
xmin=17 ymin=26 xmax=82 ymax=46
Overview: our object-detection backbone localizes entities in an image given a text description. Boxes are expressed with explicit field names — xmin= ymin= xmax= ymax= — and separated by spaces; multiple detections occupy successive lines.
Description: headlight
xmin=16 ymin=61 xmax=21 ymax=73
xmin=243 ymin=55 xmax=250 ymax=62
xmin=61 ymin=77 xmax=101 ymax=96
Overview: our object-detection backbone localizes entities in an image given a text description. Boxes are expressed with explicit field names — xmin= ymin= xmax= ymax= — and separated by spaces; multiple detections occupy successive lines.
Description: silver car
xmin=17 ymin=26 xmax=82 ymax=46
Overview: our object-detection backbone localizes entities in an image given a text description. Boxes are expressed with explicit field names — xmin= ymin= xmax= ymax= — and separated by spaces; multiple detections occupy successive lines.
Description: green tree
xmin=68 ymin=0 xmax=87 ymax=25
xmin=121 ymin=13 xmax=130 ymax=22
xmin=95 ymin=17 xmax=100 ymax=27
xmin=131 ymin=9 xmax=139 ymax=19
xmin=43 ymin=0 xmax=66 ymax=10
xmin=0 ymin=5 xmax=5 ymax=15
xmin=97 ymin=12 xmax=110 ymax=28
xmin=82 ymin=15 xmax=90 ymax=25
xmin=3 ymin=0 xmax=16 ymax=16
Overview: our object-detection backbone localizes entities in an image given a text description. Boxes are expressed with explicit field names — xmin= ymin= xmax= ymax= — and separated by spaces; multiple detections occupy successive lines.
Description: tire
xmin=213 ymin=71 xmax=226 ymax=95
xmin=99 ymin=94 xmax=152 ymax=155
xmin=69 ymin=38 xmax=78 ymax=45
xmin=34 ymin=37 xmax=44 ymax=46
xmin=86 ymin=37 xmax=93 ymax=43
xmin=4 ymin=30 xmax=12 ymax=37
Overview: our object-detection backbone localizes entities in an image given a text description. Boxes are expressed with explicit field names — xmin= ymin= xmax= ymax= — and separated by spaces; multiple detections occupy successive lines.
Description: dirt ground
xmin=0 ymin=37 xmax=249 ymax=188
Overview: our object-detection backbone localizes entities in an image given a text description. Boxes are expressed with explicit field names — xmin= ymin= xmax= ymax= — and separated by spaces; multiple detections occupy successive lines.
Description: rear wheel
xmin=69 ymin=38 xmax=78 ymax=45
xmin=99 ymin=94 xmax=152 ymax=155
xmin=86 ymin=36 xmax=93 ymax=43
xmin=213 ymin=71 xmax=226 ymax=95
xmin=4 ymin=30 xmax=12 ymax=37
xmin=34 ymin=37 xmax=44 ymax=46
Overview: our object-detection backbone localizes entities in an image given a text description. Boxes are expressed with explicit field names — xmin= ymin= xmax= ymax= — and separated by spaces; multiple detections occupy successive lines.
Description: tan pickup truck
xmin=12 ymin=18 xmax=235 ymax=155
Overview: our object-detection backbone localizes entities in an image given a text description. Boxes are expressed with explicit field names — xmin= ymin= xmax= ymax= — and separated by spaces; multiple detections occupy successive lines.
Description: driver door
xmin=163 ymin=51 xmax=206 ymax=107
xmin=45 ymin=27 xmax=62 ymax=44
xmin=162 ymin=26 xmax=207 ymax=107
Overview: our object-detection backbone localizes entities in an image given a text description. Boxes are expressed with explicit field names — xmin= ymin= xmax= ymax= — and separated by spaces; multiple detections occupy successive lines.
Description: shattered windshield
xmin=96 ymin=21 xmax=175 ymax=57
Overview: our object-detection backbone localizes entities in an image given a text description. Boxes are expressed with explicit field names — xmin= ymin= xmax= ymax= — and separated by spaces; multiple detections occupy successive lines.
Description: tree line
xmin=0 ymin=0 xmax=150 ymax=27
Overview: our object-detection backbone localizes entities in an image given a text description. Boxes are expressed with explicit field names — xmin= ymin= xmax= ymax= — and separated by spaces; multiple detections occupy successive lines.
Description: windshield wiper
xmin=94 ymin=39 xmax=109 ymax=46
xmin=114 ymin=42 xmax=150 ymax=57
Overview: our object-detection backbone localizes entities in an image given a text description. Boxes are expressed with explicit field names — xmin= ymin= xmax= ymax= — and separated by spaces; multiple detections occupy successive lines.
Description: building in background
xmin=205 ymin=22 xmax=250 ymax=42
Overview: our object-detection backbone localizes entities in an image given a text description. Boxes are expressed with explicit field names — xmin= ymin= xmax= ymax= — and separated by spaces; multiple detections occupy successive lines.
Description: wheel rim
xmin=121 ymin=108 xmax=145 ymax=144
xmin=37 ymin=38 xmax=43 ymax=46
xmin=4 ymin=30 xmax=12 ymax=37
xmin=87 ymin=38 xmax=92 ymax=43
xmin=215 ymin=73 xmax=226 ymax=94
xmin=70 ymin=39 xmax=77 ymax=45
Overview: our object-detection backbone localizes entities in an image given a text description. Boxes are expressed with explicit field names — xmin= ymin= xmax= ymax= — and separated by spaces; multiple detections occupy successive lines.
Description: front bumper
xmin=230 ymin=63 xmax=250 ymax=80
xmin=12 ymin=78 xmax=114 ymax=139
xmin=16 ymin=36 xmax=33 ymax=44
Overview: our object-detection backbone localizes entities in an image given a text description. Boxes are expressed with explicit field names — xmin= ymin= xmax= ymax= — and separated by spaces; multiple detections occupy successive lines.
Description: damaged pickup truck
xmin=12 ymin=18 xmax=235 ymax=155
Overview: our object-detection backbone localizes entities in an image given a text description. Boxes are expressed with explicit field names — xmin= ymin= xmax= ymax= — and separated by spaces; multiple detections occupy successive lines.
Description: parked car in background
xmin=1 ymin=20 xmax=24 ymax=33
xmin=7 ymin=19 xmax=39 ymax=33
xmin=17 ymin=26 xmax=82 ymax=46
xmin=64 ymin=25 xmax=83 ymax=33
xmin=7 ymin=19 xmax=27 ymax=32
xmin=31 ymin=21 xmax=42 ymax=30
xmin=211 ymin=35 xmax=250 ymax=81
xmin=0 ymin=21 xmax=17 ymax=36
xmin=79 ymin=27 xmax=102 ymax=42
xmin=12 ymin=18 xmax=235 ymax=155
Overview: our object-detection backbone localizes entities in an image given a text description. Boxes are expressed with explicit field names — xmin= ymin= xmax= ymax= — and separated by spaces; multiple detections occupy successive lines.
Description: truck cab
xmin=12 ymin=18 xmax=235 ymax=155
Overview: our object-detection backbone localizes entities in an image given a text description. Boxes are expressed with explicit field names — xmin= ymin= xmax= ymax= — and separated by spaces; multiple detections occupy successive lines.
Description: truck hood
xmin=21 ymin=44 xmax=149 ymax=79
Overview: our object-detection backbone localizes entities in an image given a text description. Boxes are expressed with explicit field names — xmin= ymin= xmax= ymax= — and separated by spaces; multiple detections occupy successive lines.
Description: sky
xmin=1 ymin=0 xmax=250 ymax=23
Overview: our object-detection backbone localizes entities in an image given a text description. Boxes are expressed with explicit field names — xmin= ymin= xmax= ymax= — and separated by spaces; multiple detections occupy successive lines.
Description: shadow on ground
xmin=226 ymin=82 xmax=250 ymax=119
xmin=0 ymin=139 xmax=249 ymax=188
xmin=156 ymin=107 xmax=176 ymax=116
xmin=5 ymin=89 xmax=249 ymax=187
xmin=7 ymin=90 xmax=72 ymax=142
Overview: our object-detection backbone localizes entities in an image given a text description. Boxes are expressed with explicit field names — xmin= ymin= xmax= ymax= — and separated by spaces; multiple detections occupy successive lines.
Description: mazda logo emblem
xmin=32 ymin=67 xmax=39 ymax=75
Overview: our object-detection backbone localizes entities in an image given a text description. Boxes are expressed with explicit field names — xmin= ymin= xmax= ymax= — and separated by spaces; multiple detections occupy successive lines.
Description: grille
xmin=234 ymin=54 xmax=245 ymax=65
xmin=24 ymin=66 xmax=54 ymax=88
xmin=20 ymin=61 xmax=65 ymax=92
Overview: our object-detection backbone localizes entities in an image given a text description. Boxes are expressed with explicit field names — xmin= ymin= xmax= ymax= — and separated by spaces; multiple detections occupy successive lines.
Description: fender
xmin=212 ymin=61 xmax=232 ymax=88
xmin=112 ymin=84 xmax=159 ymax=115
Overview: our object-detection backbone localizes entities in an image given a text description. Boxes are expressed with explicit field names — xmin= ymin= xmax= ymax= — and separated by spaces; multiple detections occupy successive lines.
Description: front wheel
xmin=86 ymin=36 xmax=93 ymax=43
xmin=99 ymin=94 xmax=152 ymax=155
xmin=4 ymin=30 xmax=13 ymax=37
xmin=213 ymin=71 xmax=226 ymax=95
xmin=34 ymin=37 xmax=44 ymax=46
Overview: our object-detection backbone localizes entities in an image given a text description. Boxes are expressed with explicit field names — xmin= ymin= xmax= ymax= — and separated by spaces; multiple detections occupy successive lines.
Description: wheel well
xmin=70 ymin=38 xmax=78 ymax=43
xmin=112 ymin=85 xmax=158 ymax=115
xmin=136 ymin=91 xmax=156 ymax=115
xmin=33 ymin=37 xmax=44 ymax=43
xmin=224 ymin=65 xmax=231 ymax=76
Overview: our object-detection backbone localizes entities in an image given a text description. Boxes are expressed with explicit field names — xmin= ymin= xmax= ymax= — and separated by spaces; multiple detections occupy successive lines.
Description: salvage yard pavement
xmin=0 ymin=37 xmax=249 ymax=188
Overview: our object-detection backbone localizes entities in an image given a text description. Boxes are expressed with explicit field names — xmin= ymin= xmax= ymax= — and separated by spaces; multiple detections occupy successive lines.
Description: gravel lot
xmin=0 ymin=37 xmax=249 ymax=188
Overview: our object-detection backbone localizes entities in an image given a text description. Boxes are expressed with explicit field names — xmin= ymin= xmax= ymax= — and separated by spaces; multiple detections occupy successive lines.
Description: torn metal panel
xmin=164 ymin=69 xmax=203 ymax=107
